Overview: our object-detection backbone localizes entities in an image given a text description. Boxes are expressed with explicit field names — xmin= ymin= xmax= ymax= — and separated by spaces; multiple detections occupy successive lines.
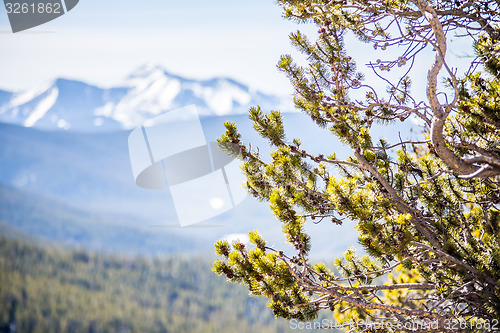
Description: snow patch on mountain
xmin=0 ymin=64 xmax=291 ymax=133
xmin=8 ymin=81 xmax=52 ymax=108
xmin=24 ymin=87 xmax=58 ymax=127
xmin=202 ymin=79 xmax=252 ymax=116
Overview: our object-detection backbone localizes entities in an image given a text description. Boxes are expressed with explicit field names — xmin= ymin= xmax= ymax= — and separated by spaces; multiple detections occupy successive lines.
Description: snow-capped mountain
xmin=0 ymin=64 xmax=290 ymax=132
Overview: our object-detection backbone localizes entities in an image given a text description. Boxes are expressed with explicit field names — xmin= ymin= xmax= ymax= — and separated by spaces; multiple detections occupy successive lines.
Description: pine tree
xmin=213 ymin=0 xmax=500 ymax=331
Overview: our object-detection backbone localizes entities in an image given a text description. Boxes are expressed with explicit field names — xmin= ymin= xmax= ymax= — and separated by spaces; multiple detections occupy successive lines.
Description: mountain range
xmin=0 ymin=64 xmax=290 ymax=133
xmin=0 ymin=65 xmax=421 ymax=259
xmin=0 ymin=115 xmax=362 ymax=259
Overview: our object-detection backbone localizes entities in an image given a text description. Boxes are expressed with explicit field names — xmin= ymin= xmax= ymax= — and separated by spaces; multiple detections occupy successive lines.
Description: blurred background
xmin=0 ymin=1 xmax=425 ymax=331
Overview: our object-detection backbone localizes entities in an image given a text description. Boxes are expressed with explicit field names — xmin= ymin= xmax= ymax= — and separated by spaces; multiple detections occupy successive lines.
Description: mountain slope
xmin=0 ymin=89 xmax=11 ymax=106
xmin=0 ymin=183 xmax=200 ymax=255
xmin=0 ymin=117 xmax=365 ymax=259
xmin=0 ymin=109 xmax=419 ymax=257
xmin=0 ymin=235 xmax=301 ymax=333
xmin=0 ymin=64 xmax=288 ymax=132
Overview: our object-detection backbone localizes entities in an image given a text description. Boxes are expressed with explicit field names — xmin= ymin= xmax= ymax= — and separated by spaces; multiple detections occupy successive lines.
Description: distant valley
xmin=0 ymin=65 xmax=421 ymax=259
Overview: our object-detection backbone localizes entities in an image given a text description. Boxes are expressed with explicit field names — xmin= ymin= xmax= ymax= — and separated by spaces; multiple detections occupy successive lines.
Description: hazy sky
xmin=0 ymin=0 xmax=475 ymax=99
xmin=0 ymin=0 xmax=309 ymax=95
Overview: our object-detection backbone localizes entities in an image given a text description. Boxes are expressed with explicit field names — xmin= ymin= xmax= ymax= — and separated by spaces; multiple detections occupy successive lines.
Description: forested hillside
xmin=0 ymin=235 xmax=297 ymax=333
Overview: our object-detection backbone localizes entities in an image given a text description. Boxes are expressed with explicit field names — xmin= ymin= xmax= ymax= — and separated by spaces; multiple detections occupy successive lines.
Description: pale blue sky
xmin=0 ymin=0 xmax=474 ymax=100
xmin=0 ymin=0 xmax=308 ymax=94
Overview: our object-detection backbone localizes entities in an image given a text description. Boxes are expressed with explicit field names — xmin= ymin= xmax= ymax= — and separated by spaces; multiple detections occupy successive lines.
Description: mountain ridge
xmin=0 ymin=64 xmax=290 ymax=133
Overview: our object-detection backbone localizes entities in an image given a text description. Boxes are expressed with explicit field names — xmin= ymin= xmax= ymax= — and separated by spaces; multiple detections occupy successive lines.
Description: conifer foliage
xmin=213 ymin=0 xmax=500 ymax=331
